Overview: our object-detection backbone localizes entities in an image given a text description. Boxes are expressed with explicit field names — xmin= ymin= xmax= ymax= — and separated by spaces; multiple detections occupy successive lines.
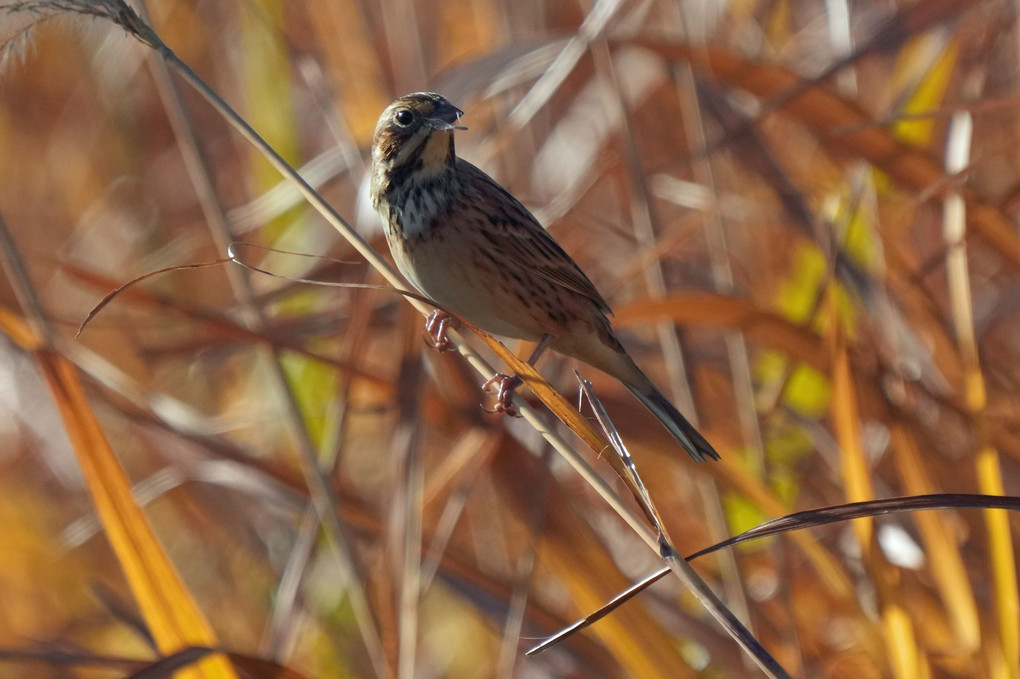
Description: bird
xmin=369 ymin=92 xmax=719 ymax=462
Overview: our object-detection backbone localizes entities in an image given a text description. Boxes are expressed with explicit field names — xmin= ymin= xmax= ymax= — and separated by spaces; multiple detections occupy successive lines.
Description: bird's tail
xmin=554 ymin=328 xmax=720 ymax=461
xmin=625 ymin=383 xmax=720 ymax=462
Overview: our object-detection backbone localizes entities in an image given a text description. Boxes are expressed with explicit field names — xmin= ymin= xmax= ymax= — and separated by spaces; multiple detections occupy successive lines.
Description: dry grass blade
xmin=942 ymin=110 xmax=1020 ymax=676
xmin=75 ymin=259 xmax=230 ymax=337
xmin=537 ymin=492 xmax=1020 ymax=656
xmin=122 ymin=647 xmax=314 ymax=679
xmin=124 ymin=646 xmax=215 ymax=679
xmin=486 ymin=438 xmax=697 ymax=678
xmin=574 ymin=376 xmax=792 ymax=679
xmin=614 ymin=293 xmax=827 ymax=370
xmin=36 ymin=347 xmax=236 ymax=679
xmin=0 ymin=305 xmax=43 ymax=350
xmin=708 ymin=495 xmax=1020 ymax=549
xmin=0 ymin=646 xmax=148 ymax=673
xmin=576 ymin=374 xmax=653 ymax=513
xmin=830 ymin=327 xmax=875 ymax=546
xmin=891 ymin=424 xmax=979 ymax=651
xmin=222 ymin=652 xmax=313 ymax=679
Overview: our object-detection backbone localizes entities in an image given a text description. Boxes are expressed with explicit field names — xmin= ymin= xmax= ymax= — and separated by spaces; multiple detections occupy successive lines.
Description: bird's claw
xmin=483 ymin=373 xmax=523 ymax=418
xmin=424 ymin=309 xmax=458 ymax=352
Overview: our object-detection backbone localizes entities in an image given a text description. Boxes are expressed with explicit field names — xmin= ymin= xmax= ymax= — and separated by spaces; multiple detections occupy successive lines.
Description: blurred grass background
xmin=1 ymin=0 xmax=1019 ymax=677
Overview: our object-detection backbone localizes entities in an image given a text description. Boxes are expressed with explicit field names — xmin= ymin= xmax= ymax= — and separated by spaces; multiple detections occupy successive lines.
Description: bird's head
xmin=371 ymin=93 xmax=466 ymax=181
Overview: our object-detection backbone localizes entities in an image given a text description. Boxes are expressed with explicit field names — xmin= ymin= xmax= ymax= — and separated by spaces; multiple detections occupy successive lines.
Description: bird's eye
xmin=394 ymin=109 xmax=414 ymax=126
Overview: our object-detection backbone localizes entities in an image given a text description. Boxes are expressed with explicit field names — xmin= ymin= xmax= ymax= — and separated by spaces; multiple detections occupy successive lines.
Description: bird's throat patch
xmin=418 ymin=131 xmax=454 ymax=176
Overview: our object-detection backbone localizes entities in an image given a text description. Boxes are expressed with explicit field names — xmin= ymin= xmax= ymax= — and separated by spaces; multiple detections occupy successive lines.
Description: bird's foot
xmin=483 ymin=373 xmax=523 ymax=418
xmin=424 ymin=309 xmax=459 ymax=352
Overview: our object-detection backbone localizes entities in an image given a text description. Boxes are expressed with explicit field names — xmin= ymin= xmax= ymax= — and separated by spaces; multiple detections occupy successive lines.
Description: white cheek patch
xmin=393 ymin=134 xmax=424 ymax=167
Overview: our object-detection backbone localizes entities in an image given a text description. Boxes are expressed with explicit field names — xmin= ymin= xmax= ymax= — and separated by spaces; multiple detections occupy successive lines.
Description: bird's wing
xmin=460 ymin=160 xmax=614 ymax=317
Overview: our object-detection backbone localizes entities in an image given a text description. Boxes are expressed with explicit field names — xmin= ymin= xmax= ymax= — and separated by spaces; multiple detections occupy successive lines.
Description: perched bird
xmin=370 ymin=92 xmax=719 ymax=462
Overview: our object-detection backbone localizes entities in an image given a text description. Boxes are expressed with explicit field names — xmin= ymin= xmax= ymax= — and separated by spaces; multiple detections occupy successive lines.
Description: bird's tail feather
xmin=625 ymin=384 xmax=720 ymax=462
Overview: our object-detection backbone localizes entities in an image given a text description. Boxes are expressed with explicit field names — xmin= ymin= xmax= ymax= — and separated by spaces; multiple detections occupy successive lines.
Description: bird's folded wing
xmin=461 ymin=160 xmax=614 ymax=317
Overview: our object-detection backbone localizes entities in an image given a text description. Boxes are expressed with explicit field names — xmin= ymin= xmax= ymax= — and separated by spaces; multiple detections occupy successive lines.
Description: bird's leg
xmin=423 ymin=309 xmax=459 ymax=352
xmin=482 ymin=373 xmax=523 ymax=416
xmin=483 ymin=334 xmax=553 ymax=417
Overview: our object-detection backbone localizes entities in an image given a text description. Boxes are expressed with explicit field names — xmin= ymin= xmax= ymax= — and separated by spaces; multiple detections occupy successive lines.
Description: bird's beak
xmin=427 ymin=100 xmax=468 ymax=131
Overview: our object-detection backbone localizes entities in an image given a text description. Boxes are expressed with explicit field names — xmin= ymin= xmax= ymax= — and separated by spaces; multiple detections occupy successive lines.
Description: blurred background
xmin=1 ymin=0 xmax=1019 ymax=677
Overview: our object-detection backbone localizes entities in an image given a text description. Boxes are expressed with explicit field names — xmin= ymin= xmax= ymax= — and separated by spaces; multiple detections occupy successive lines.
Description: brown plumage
xmin=370 ymin=92 xmax=719 ymax=462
